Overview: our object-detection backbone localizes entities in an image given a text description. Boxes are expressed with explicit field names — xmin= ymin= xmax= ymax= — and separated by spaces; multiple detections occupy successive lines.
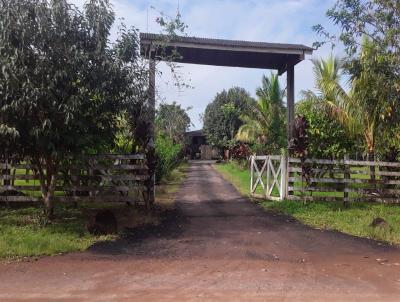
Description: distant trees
xmin=203 ymin=87 xmax=254 ymax=149
xmin=156 ymin=102 xmax=192 ymax=143
xmin=154 ymin=102 xmax=191 ymax=182
xmin=202 ymin=76 xmax=287 ymax=156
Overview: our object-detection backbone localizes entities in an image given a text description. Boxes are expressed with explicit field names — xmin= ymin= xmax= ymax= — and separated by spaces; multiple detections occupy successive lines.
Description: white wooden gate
xmin=250 ymin=155 xmax=287 ymax=201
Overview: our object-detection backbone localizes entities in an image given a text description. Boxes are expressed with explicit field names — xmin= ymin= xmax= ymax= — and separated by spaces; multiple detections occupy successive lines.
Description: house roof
xmin=140 ymin=33 xmax=313 ymax=74
xmin=185 ymin=130 xmax=204 ymax=137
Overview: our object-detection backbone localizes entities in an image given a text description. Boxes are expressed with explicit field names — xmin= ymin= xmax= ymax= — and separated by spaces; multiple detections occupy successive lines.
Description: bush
xmin=230 ymin=143 xmax=251 ymax=160
xmin=155 ymin=135 xmax=183 ymax=182
xmin=230 ymin=143 xmax=251 ymax=168
xmin=296 ymin=99 xmax=358 ymax=159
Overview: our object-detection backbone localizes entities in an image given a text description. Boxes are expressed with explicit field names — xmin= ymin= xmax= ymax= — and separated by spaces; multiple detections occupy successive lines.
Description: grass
xmin=214 ymin=161 xmax=400 ymax=245
xmin=214 ymin=162 xmax=250 ymax=196
xmin=156 ymin=162 xmax=189 ymax=208
xmin=0 ymin=204 xmax=114 ymax=259
xmin=0 ymin=163 xmax=188 ymax=260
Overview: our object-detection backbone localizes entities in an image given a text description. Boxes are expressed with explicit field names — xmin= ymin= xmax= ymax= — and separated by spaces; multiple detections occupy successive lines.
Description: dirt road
xmin=1 ymin=162 xmax=400 ymax=301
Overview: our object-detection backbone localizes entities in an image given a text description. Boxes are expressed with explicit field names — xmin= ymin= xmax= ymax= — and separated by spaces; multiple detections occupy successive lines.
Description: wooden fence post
xmin=250 ymin=156 xmax=254 ymax=194
xmin=344 ymin=155 xmax=350 ymax=207
xmin=266 ymin=156 xmax=270 ymax=198
xmin=146 ymin=51 xmax=156 ymax=209
xmin=280 ymin=155 xmax=287 ymax=200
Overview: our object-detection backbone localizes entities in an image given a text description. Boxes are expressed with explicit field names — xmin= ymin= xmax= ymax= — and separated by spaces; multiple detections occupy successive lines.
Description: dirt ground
xmin=1 ymin=162 xmax=400 ymax=301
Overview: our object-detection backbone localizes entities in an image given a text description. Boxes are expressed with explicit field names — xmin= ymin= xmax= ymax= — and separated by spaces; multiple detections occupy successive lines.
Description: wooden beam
xmin=286 ymin=64 xmax=295 ymax=144
xmin=146 ymin=51 xmax=156 ymax=207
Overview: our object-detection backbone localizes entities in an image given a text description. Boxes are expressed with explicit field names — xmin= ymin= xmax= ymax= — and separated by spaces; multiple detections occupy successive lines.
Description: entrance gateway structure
xmin=140 ymin=33 xmax=313 ymax=203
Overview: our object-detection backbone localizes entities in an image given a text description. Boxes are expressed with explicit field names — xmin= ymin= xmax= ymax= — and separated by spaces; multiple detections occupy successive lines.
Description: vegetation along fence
xmin=0 ymin=154 xmax=149 ymax=204
xmin=250 ymin=155 xmax=400 ymax=203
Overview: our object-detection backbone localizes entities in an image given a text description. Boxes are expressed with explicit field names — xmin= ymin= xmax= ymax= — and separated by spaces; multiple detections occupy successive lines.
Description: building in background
xmin=185 ymin=130 xmax=220 ymax=160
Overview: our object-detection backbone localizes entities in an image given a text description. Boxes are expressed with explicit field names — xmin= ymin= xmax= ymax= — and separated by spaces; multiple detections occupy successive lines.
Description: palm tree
xmin=301 ymin=55 xmax=358 ymax=132
xmin=236 ymin=73 xmax=285 ymax=151
xmin=303 ymin=39 xmax=393 ymax=165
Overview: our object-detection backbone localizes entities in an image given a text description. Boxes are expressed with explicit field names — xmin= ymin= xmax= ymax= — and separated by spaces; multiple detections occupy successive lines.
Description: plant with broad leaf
xmin=289 ymin=116 xmax=312 ymax=185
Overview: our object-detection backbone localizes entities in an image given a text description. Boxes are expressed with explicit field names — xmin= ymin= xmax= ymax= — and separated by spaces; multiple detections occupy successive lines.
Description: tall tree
xmin=303 ymin=42 xmax=397 ymax=161
xmin=203 ymin=87 xmax=253 ymax=149
xmin=236 ymin=73 xmax=286 ymax=153
xmin=0 ymin=0 xmax=142 ymax=217
xmin=314 ymin=0 xmax=400 ymax=159
xmin=314 ymin=0 xmax=400 ymax=65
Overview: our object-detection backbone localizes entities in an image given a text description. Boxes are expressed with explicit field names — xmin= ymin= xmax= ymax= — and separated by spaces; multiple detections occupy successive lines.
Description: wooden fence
xmin=250 ymin=155 xmax=400 ymax=203
xmin=0 ymin=154 xmax=149 ymax=203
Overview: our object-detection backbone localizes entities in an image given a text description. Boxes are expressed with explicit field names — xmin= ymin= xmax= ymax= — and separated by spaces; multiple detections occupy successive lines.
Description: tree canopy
xmin=311 ymin=1 xmax=400 ymax=160
xmin=156 ymin=102 xmax=192 ymax=143
xmin=0 ymin=0 xmax=145 ymax=216
xmin=236 ymin=73 xmax=286 ymax=153
xmin=203 ymin=87 xmax=254 ymax=149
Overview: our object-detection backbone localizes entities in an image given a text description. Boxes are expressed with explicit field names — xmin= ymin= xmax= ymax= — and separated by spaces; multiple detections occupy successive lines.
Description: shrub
xmin=296 ymin=99 xmax=358 ymax=159
xmin=155 ymin=135 xmax=183 ymax=182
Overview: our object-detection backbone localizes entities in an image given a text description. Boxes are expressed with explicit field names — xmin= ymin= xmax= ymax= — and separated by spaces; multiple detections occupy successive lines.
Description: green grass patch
xmin=214 ymin=162 xmax=250 ymax=196
xmin=214 ymin=161 xmax=400 ymax=245
xmin=0 ymin=204 xmax=114 ymax=259
xmin=0 ymin=163 xmax=189 ymax=260
xmin=214 ymin=161 xmax=279 ymax=196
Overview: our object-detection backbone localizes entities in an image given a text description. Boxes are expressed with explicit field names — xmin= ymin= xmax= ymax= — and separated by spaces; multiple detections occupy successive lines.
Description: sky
xmin=71 ymin=0 xmax=343 ymax=129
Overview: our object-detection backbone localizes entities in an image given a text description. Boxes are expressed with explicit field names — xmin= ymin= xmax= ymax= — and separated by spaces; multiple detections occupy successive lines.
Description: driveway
xmin=1 ymin=162 xmax=400 ymax=301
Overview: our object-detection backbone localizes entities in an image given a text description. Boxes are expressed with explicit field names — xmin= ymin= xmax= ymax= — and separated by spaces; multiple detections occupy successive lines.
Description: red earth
xmin=1 ymin=162 xmax=400 ymax=301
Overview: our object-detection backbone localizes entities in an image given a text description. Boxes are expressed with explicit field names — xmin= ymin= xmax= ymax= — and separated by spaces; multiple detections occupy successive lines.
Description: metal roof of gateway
xmin=185 ymin=130 xmax=204 ymax=137
xmin=140 ymin=33 xmax=313 ymax=74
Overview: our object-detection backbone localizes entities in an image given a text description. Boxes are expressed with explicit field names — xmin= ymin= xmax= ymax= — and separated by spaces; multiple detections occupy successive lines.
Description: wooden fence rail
xmin=0 ymin=154 xmax=148 ymax=203
xmin=250 ymin=155 xmax=400 ymax=204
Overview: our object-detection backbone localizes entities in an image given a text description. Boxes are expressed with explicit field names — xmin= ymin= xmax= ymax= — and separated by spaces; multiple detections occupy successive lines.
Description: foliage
xmin=313 ymin=0 xmax=400 ymax=65
xmin=154 ymin=102 xmax=191 ymax=183
xmin=300 ymin=55 xmax=353 ymax=135
xmin=301 ymin=49 xmax=399 ymax=160
xmin=289 ymin=116 xmax=309 ymax=158
xmin=155 ymin=134 xmax=183 ymax=183
xmin=249 ymin=143 xmax=270 ymax=156
xmin=0 ymin=1 xmax=194 ymax=215
xmin=349 ymin=38 xmax=399 ymax=158
xmin=156 ymin=102 xmax=192 ymax=143
xmin=296 ymin=99 xmax=357 ymax=158
xmin=0 ymin=0 xmax=148 ymax=217
xmin=203 ymin=87 xmax=254 ymax=149
xmin=236 ymin=73 xmax=286 ymax=154
xmin=153 ymin=7 xmax=191 ymax=91
xmin=230 ymin=142 xmax=251 ymax=163
xmin=314 ymin=0 xmax=400 ymax=159
xmin=113 ymin=114 xmax=134 ymax=154
xmin=289 ymin=116 xmax=312 ymax=184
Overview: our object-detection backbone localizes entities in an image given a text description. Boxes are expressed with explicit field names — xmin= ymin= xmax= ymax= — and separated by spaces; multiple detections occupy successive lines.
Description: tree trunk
xmin=368 ymin=151 xmax=376 ymax=182
xmin=43 ymin=192 xmax=54 ymax=219
xmin=2 ymin=157 xmax=10 ymax=186
xmin=35 ymin=157 xmax=58 ymax=220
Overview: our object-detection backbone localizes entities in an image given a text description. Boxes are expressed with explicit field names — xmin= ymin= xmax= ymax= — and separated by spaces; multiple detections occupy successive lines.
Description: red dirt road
xmin=1 ymin=162 xmax=400 ymax=301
